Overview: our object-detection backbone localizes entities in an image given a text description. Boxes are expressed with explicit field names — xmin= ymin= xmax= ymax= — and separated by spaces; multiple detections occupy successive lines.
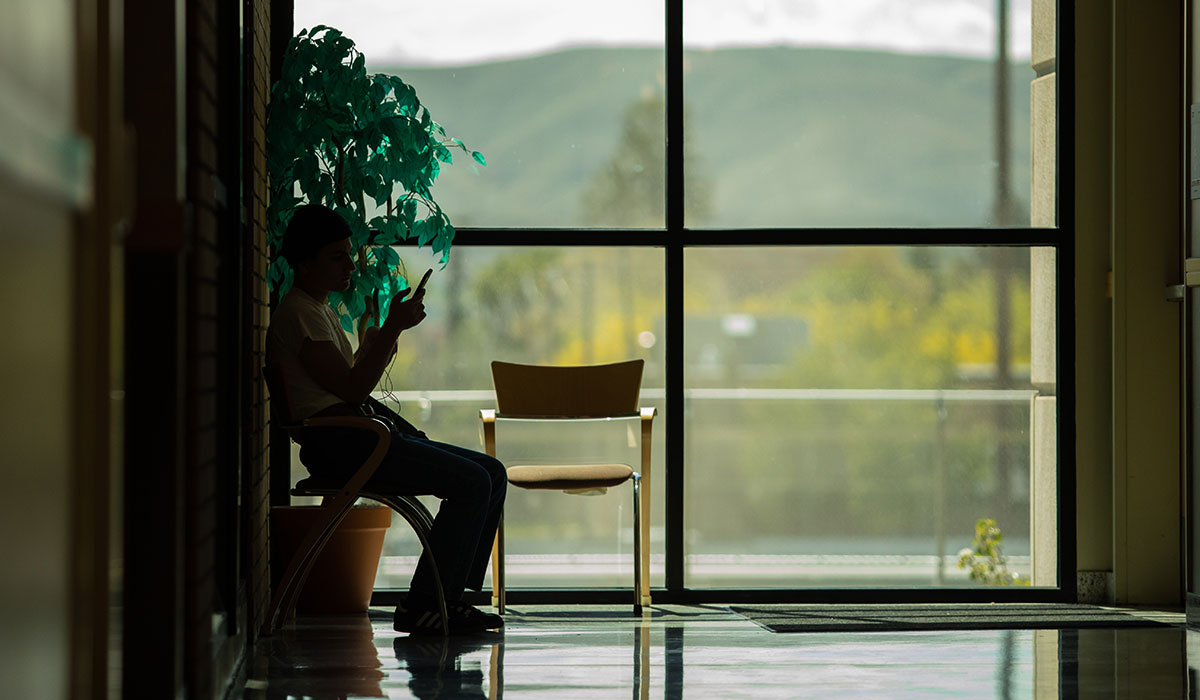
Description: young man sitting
xmin=266 ymin=204 xmax=507 ymax=635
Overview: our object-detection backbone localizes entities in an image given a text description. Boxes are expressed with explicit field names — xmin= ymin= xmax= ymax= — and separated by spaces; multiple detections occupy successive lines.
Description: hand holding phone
xmin=415 ymin=268 xmax=433 ymax=295
xmin=387 ymin=269 xmax=432 ymax=331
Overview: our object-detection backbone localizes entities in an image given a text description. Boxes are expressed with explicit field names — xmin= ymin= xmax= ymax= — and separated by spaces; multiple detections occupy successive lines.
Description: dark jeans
xmin=298 ymin=399 xmax=506 ymax=606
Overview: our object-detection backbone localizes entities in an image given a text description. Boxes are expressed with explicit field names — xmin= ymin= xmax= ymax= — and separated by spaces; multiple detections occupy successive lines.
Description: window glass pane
xmin=294 ymin=1 xmax=666 ymax=228
xmin=286 ymin=247 xmax=668 ymax=589
xmin=683 ymin=246 xmax=1053 ymax=588
xmin=683 ymin=0 xmax=1041 ymax=228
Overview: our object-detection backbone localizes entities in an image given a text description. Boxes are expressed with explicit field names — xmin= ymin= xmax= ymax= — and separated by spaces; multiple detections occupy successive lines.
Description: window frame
xmin=283 ymin=0 xmax=1077 ymax=605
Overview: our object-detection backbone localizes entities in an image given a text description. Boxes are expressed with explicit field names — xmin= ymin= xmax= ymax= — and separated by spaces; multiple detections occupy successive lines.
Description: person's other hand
xmin=388 ymin=286 xmax=427 ymax=331
xmin=361 ymin=324 xmax=398 ymax=359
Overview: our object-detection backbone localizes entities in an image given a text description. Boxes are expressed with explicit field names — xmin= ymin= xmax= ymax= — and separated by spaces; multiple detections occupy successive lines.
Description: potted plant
xmin=266 ymin=24 xmax=484 ymax=336
xmin=265 ymin=25 xmax=484 ymax=611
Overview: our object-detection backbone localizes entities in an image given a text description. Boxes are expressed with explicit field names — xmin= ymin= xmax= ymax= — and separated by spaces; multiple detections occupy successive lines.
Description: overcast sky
xmin=294 ymin=0 xmax=1033 ymax=67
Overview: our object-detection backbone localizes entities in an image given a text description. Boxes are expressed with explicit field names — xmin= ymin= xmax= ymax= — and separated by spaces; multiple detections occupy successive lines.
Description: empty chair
xmin=480 ymin=359 xmax=655 ymax=613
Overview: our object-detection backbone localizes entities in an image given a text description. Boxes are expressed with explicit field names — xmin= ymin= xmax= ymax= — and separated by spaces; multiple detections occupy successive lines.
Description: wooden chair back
xmin=490 ymin=360 xmax=644 ymax=418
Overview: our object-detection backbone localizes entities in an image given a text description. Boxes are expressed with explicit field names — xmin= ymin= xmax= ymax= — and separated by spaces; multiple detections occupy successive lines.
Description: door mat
xmin=729 ymin=604 xmax=1178 ymax=633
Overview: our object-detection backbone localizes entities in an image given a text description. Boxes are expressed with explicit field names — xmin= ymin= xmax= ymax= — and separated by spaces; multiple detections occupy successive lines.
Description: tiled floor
xmin=242 ymin=605 xmax=1189 ymax=698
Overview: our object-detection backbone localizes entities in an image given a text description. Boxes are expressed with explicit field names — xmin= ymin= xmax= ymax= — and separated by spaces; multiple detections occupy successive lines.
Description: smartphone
xmin=416 ymin=268 xmax=433 ymax=294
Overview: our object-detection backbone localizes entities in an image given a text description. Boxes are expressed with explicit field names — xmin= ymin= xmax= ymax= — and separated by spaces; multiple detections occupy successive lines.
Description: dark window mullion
xmin=678 ymin=228 xmax=1064 ymax=247
xmin=1055 ymin=0 xmax=1076 ymax=600
xmin=665 ymin=0 xmax=686 ymax=592
xmin=448 ymin=227 xmax=1063 ymax=248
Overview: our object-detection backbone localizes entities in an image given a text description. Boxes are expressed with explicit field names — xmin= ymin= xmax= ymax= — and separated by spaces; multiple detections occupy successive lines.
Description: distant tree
xmin=582 ymin=92 xmax=712 ymax=227
xmin=472 ymin=249 xmax=570 ymax=364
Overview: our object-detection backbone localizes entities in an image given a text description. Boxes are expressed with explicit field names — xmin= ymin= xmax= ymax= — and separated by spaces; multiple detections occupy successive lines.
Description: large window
xmin=684 ymin=246 xmax=1039 ymax=587
xmin=290 ymin=0 xmax=1064 ymax=597
xmin=684 ymin=1 xmax=1035 ymax=228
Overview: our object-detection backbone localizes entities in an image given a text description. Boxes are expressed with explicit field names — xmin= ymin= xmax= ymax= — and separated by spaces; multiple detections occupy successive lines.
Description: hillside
xmin=378 ymin=46 xmax=1035 ymax=229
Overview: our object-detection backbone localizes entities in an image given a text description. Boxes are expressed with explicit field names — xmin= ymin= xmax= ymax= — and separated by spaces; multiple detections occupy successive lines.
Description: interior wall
xmin=1111 ymin=0 xmax=1185 ymax=605
xmin=119 ymin=0 xmax=274 ymax=696
xmin=1188 ymin=0 xmax=1200 ymax=606
xmin=121 ymin=0 xmax=190 ymax=695
xmin=1074 ymin=0 xmax=1116 ymax=594
xmin=71 ymin=0 xmax=127 ymax=696
xmin=246 ymin=0 xmax=274 ymax=642
xmin=0 ymin=1 xmax=89 ymax=698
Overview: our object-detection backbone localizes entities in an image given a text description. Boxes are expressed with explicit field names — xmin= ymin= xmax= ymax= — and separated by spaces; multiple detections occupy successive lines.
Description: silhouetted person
xmin=267 ymin=204 xmax=506 ymax=635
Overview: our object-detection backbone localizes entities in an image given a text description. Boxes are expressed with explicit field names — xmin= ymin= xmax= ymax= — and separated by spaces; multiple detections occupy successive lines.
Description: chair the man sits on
xmin=261 ymin=363 xmax=449 ymax=637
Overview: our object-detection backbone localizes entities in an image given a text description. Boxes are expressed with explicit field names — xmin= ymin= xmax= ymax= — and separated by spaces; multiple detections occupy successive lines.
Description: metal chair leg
xmin=491 ymin=512 xmax=505 ymax=614
xmin=632 ymin=474 xmax=642 ymax=615
xmin=373 ymin=494 xmax=449 ymax=637
xmin=261 ymin=494 xmax=357 ymax=635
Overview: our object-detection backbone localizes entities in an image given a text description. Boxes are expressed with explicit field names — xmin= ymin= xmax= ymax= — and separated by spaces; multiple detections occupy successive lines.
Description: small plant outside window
xmin=957 ymin=518 xmax=1030 ymax=586
xmin=265 ymin=25 xmax=484 ymax=336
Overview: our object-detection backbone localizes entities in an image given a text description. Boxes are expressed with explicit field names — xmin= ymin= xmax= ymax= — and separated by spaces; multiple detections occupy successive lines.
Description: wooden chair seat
xmin=506 ymin=464 xmax=634 ymax=490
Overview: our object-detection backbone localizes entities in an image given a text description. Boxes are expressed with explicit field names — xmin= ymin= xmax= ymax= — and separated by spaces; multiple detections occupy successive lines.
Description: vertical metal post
xmin=993 ymin=0 xmax=1016 ymax=531
xmin=993 ymin=0 xmax=1013 ymax=225
xmin=665 ymin=0 xmax=686 ymax=592
xmin=935 ymin=396 xmax=948 ymax=584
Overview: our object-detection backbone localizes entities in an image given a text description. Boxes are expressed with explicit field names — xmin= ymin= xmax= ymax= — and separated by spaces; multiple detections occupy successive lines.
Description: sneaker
xmin=393 ymin=601 xmax=503 ymax=636
xmin=448 ymin=602 xmax=504 ymax=630
xmin=393 ymin=602 xmax=451 ymax=636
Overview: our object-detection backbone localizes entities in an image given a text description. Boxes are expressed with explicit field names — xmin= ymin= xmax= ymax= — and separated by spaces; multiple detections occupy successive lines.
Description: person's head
xmin=281 ymin=204 xmax=355 ymax=294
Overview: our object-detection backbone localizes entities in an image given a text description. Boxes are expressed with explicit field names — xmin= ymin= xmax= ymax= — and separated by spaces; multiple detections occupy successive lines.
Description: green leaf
xmin=471 ymin=151 xmax=487 ymax=167
xmin=375 ymin=256 xmax=391 ymax=281
xmin=377 ymin=245 xmax=399 ymax=267
xmin=411 ymin=218 xmax=429 ymax=246
xmin=267 ymin=256 xmax=287 ymax=288
xmin=344 ymin=289 xmax=366 ymax=319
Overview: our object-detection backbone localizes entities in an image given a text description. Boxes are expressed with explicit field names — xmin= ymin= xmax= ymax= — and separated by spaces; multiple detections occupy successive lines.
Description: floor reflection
xmin=392 ymin=635 xmax=500 ymax=699
xmin=251 ymin=614 xmax=385 ymax=699
xmin=241 ymin=605 xmax=1188 ymax=699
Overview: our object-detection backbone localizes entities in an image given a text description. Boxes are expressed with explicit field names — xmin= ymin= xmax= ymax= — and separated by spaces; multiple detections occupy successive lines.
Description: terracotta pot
xmin=271 ymin=505 xmax=392 ymax=613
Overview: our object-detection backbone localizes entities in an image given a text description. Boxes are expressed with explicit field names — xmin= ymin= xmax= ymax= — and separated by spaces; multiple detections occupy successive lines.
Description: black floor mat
xmin=730 ymin=603 xmax=1178 ymax=632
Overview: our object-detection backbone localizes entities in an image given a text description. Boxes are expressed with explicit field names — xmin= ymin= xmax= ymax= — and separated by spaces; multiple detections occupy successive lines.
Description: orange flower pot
xmin=271 ymin=505 xmax=392 ymax=613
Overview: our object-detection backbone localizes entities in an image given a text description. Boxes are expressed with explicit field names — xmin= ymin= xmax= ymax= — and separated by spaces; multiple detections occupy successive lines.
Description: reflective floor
xmin=242 ymin=605 xmax=1189 ymax=699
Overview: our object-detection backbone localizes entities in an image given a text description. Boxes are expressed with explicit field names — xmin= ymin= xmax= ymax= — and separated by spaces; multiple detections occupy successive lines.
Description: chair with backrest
xmin=480 ymin=359 xmax=656 ymax=614
xmin=261 ymin=362 xmax=448 ymax=636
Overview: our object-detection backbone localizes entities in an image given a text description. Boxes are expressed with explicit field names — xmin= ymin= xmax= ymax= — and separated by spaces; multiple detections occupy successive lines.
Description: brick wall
xmin=121 ymin=0 xmax=273 ymax=695
xmin=177 ymin=0 xmax=273 ymax=692
xmin=185 ymin=0 xmax=221 ymax=695
xmin=246 ymin=0 xmax=273 ymax=639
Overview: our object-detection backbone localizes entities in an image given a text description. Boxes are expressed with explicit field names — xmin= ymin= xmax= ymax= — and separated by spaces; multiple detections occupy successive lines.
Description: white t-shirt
xmin=266 ymin=289 xmax=356 ymax=420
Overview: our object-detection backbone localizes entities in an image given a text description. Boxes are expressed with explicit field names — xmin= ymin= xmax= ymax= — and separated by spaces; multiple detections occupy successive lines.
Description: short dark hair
xmin=280 ymin=204 xmax=352 ymax=266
